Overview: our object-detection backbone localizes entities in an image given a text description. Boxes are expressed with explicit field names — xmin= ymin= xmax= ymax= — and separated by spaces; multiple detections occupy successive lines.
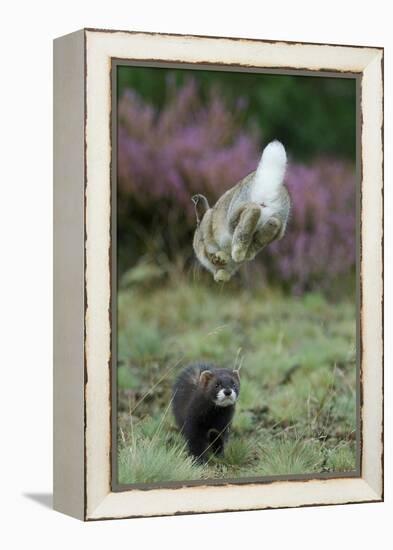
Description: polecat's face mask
xmin=214 ymin=387 xmax=238 ymax=407
xmin=200 ymin=369 xmax=240 ymax=407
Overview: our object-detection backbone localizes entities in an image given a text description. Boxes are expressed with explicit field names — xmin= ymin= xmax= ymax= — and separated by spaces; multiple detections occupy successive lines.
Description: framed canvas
xmin=53 ymin=28 xmax=383 ymax=521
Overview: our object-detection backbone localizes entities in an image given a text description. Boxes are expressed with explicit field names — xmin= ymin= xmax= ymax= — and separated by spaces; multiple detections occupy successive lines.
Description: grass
xmin=117 ymin=277 xmax=357 ymax=485
xmin=118 ymin=428 xmax=206 ymax=484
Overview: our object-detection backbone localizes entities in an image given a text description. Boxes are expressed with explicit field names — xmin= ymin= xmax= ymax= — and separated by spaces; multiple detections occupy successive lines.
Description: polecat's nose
xmin=224 ymin=389 xmax=232 ymax=396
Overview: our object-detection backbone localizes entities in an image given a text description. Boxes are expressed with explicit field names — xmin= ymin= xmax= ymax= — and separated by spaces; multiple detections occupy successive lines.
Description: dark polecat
xmin=172 ymin=364 xmax=240 ymax=461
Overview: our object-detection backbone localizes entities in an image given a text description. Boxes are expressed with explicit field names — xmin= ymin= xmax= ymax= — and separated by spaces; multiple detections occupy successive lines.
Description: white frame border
xmin=83 ymin=29 xmax=383 ymax=520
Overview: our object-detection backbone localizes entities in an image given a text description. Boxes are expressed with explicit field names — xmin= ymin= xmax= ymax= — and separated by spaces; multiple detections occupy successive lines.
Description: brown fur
xmin=192 ymin=169 xmax=290 ymax=282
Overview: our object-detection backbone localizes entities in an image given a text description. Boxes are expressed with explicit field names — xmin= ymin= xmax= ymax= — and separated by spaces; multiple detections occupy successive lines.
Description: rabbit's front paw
xmin=211 ymin=250 xmax=230 ymax=266
xmin=214 ymin=269 xmax=231 ymax=283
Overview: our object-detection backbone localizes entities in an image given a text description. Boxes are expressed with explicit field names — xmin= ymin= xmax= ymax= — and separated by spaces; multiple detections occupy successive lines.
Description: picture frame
xmin=53 ymin=28 xmax=383 ymax=521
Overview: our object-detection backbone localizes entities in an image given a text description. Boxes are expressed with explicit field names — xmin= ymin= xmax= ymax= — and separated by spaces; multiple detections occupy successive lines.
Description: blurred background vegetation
xmin=118 ymin=66 xmax=356 ymax=161
xmin=116 ymin=65 xmax=357 ymax=485
xmin=117 ymin=66 xmax=357 ymax=294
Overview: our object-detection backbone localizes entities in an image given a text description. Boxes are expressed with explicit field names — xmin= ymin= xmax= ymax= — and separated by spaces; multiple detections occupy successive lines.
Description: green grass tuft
xmin=118 ymin=432 xmax=205 ymax=484
xmin=257 ymin=435 xmax=325 ymax=476
xmin=218 ymin=437 xmax=256 ymax=467
xmin=325 ymin=443 xmax=357 ymax=472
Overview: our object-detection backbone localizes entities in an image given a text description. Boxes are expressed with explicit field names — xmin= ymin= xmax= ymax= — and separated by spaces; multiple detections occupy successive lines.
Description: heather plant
xmin=118 ymin=67 xmax=357 ymax=161
xmin=118 ymin=78 xmax=258 ymax=216
xmin=267 ymin=159 xmax=356 ymax=294
xmin=118 ymin=78 xmax=259 ymax=270
xmin=118 ymin=78 xmax=355 ymax=294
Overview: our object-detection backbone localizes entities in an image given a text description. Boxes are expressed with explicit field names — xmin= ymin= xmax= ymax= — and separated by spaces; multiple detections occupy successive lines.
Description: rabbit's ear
xmin=191 ymin=194 xmax=210 ymax=224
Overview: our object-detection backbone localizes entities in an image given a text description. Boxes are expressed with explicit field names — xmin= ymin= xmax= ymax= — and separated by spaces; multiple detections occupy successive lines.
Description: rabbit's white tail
xmin=251 ymin=140 xmax=287 ymax=204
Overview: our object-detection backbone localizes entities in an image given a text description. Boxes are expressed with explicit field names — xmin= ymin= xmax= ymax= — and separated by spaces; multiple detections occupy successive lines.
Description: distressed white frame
xmin=54 ymin=29 xmax=383 ymax=521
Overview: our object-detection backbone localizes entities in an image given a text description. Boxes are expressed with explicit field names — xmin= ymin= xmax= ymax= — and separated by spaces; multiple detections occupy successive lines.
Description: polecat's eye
xmin=215 ymin=383 xmax=220 ymax=389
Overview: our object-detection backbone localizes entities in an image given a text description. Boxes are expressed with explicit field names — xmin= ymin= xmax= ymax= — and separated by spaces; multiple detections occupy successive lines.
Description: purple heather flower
xmin=118 ymin=79 xmax=356 ymax=293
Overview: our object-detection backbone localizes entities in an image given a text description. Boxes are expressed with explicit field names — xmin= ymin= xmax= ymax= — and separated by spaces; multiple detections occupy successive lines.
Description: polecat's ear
xmin=192 ymin=194 xmax=210 ymax=225
xmin=199 ymin=370 xmax=213 ymax=387
xmin=232 ymin=370 xmax=240 ymax=382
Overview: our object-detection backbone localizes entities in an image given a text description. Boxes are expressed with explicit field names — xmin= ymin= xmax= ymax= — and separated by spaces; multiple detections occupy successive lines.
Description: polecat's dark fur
xmin=172 ymin=363 xmax=240 ymax=461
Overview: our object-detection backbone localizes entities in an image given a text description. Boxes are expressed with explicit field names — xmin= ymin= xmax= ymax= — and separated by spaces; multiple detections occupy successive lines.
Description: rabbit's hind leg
xmin=245 ymin=216 xmax=282 ymax=261
xmin=231 ymin=203 xmax=261 ymax=263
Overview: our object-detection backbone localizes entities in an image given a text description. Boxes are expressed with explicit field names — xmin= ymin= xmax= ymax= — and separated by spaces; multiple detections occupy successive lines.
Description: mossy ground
xmin=117 ymin=279 xmax=357 ymax=485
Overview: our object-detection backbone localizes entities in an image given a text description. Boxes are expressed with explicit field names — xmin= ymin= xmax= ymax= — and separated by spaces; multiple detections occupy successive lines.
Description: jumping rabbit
xmin=192 ymin=140 xmax=291 ymax=282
